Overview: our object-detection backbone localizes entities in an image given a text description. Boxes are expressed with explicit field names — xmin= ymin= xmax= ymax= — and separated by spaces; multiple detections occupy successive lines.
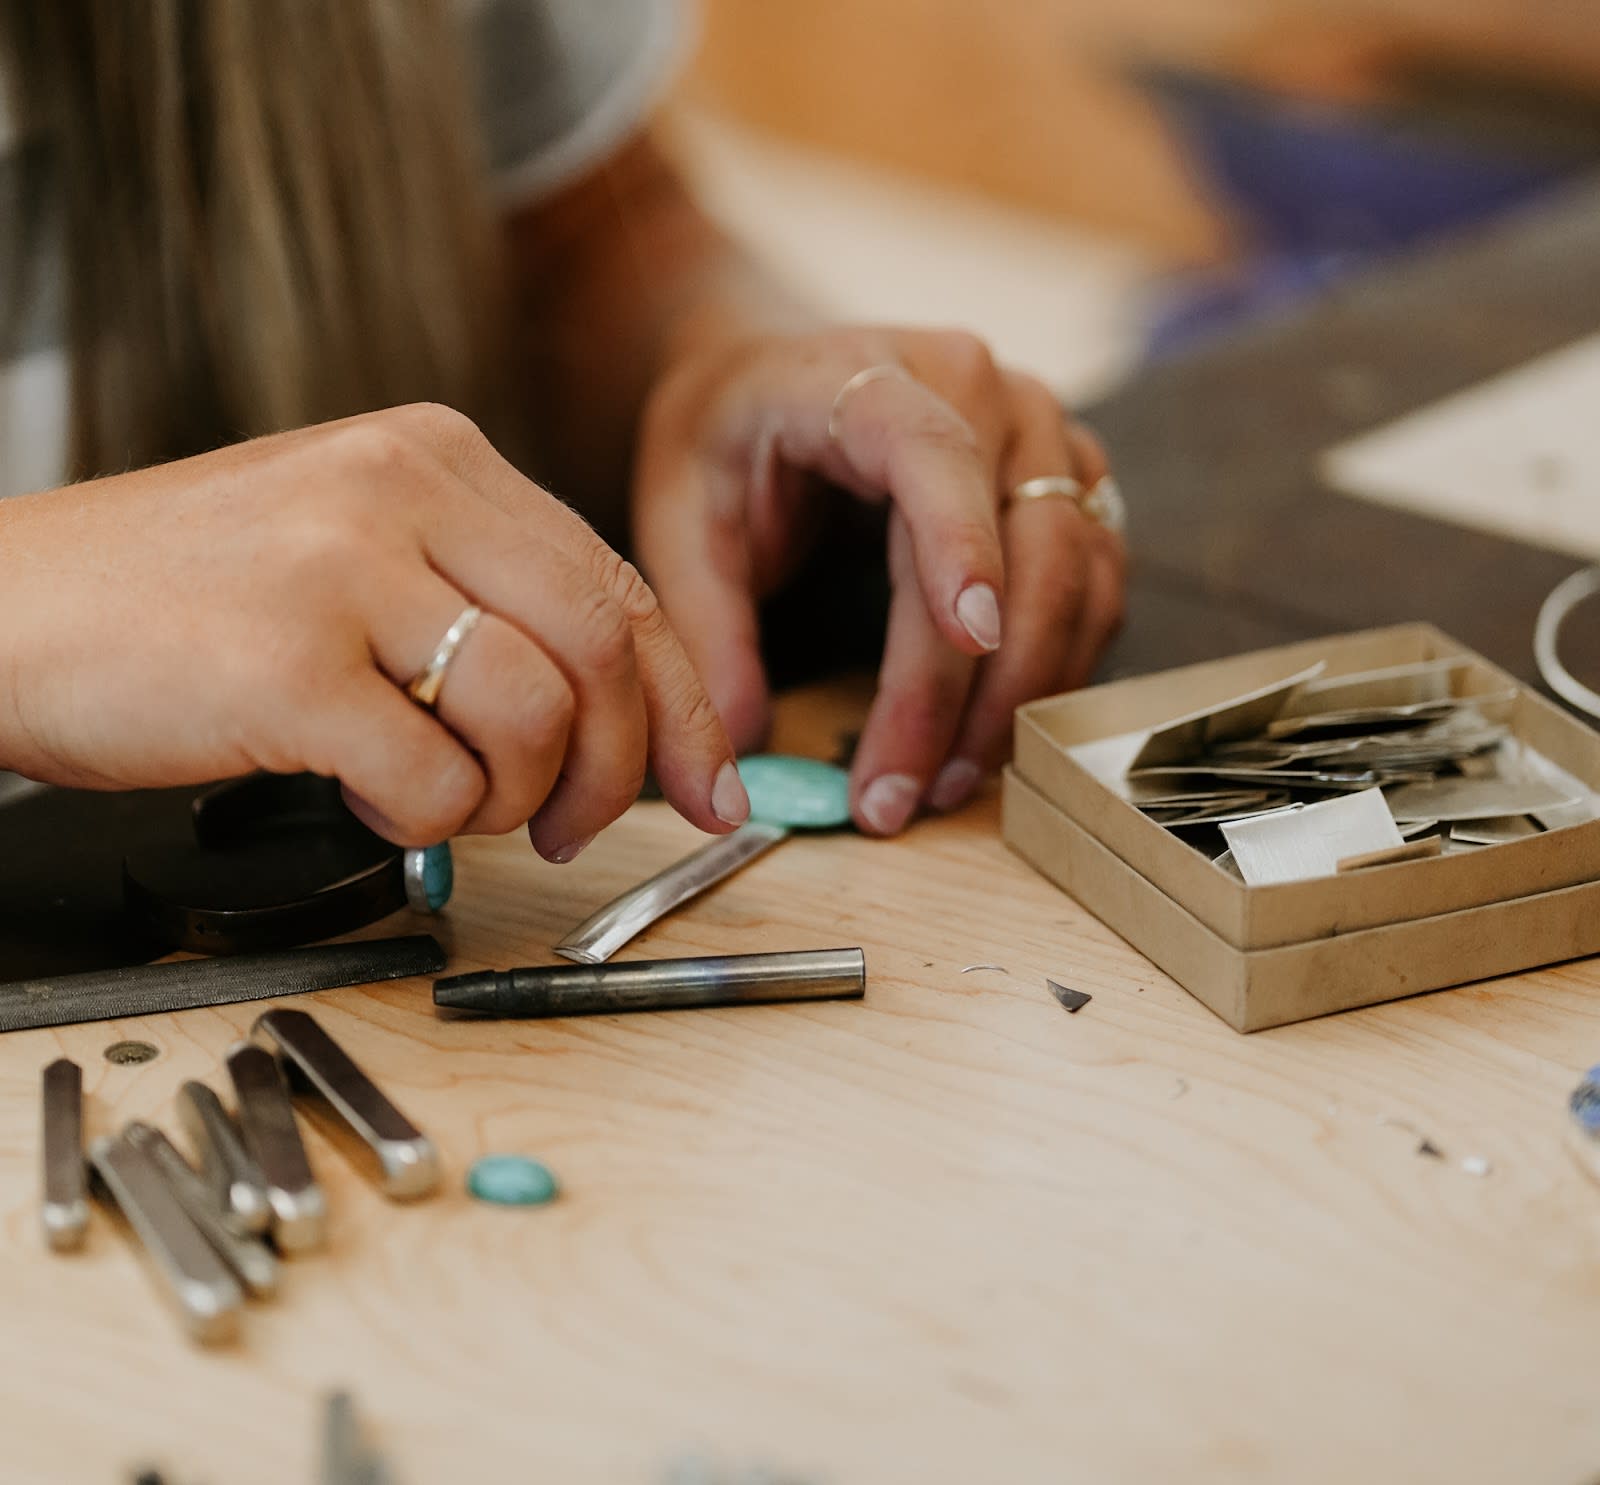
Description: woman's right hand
xmin=0 ymin=403 xmax=750 ymax=860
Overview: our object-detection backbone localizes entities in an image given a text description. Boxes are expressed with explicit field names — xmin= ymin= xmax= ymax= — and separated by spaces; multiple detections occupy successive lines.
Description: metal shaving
xmin=1047 ymin=980 xmax=1092 ymax=1013
xmin=960 ymin=963 xmax=1007 ymax=975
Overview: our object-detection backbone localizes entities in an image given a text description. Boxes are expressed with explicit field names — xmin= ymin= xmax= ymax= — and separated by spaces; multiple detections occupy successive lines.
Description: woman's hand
xmin=632 ymin=326 xmax=1126 ymax=836
xmin=0 ymin=403 xmax=748 ymax=858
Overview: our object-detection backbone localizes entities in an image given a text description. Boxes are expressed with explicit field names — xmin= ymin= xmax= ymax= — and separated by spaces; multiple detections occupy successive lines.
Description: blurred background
xmin=661 ymin=0 xmax=1600 ymax=407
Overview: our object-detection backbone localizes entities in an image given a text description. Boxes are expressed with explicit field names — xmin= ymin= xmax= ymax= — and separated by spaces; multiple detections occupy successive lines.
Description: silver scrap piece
xmin=556 ymin=820 xmax=790 ymax=965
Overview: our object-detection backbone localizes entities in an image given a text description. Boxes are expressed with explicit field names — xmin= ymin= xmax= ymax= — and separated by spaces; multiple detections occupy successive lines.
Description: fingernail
xmin=712 ymin=760 xmax=751 ymax=825
xmin=548 ymin=833 xmax=595 ymax=865
xmin=859 ymin=773 xmax=921 ymax=836
xmin=929 ymin=759 xmax=981 ymax=813
xmin=956 ymin=583 xmax=1002 ymax=653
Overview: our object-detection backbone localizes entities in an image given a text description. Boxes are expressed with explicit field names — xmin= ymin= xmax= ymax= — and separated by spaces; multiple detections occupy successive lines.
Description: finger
xmin=367 ymin=575 xmax=579 ymax=841
xmin=401 ymin=452 xmax=747 ymax=837
xmin=1060 ymin=417 xmax=1111 ymax=490
xmin=685 ymin=362 xmax=1006 ymax=662
xmin=823 ymin=368 xmax=1005 ymax=659
xmin=632 ymin=415 xmax=772 ymax=753
xmin=1060 ymin=537 xmax=1127 ymax=690
xmin=849 ymin=512 xmax=976 ymax=836
xmin=1056 ymin=414 xmax=1128 ymax=682
xmin=301 ymin=670 xmax=487 ymax=848
xmin=932 ymin=375 xmax=1098 ymax=804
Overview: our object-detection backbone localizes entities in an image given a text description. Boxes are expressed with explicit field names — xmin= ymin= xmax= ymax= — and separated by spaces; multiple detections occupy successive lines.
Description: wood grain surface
xmin=2 ymin=682 xmax=1599 ymax=1484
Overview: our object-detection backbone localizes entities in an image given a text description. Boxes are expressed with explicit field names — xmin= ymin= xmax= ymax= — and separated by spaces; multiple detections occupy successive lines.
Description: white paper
xmin=1321 ymin=335 xmax=1600 ymax=558
xmin=1220 ymin=788 xmax=1401 ymax=887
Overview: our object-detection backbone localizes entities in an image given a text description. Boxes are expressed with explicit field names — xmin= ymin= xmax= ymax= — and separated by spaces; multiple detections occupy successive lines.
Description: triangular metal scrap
xmin=1047 ymin=980 xmax=1092 ymax=1014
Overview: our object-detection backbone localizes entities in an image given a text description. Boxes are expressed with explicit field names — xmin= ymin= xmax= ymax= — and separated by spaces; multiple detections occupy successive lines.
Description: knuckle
xmin=573 ymin=587 xmax=637 ymax=681
xmin=519 ymin=670 xmax=577 ymax=754
xmin=328 ymin=421 xmax=422 ymax=481
xmin=409 ymin=769 xmax=482 ymax=843
xmin=932 ymin=329 xmax=998 ymax=393
xmin=876 ymin=687 xmax=962 ymax=746
xmin=945 ymin=515 xmax=1001 ymax=567
xmin=385 ymin=401 xmax=485 ymax=457
xmin=281 ymin=509 xmax=366 ymax=576
xmin=594 ymin=554 xmax=663 ymax=630
xmin=661 ymin=669 xmax=724 ymax=741
xmin=468 ymin=795 xmax=537 ymax=839
xmin=1049 ymin=566 xmax=1088 ymax=621
xmin=903 ymin=410 xmax=983 ymax=467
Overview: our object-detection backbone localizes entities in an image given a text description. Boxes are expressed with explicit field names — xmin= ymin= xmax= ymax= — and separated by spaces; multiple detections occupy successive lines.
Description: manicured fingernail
xmin=859 ymin=773 xmax=921 ymax=836
xmin=712 ymin=760 xmax=751 ymax=825
xmin=956 ymin=583 xmax=1002 ymax=652
xmin=548 ymin=834 xmax=595 ymax=865
xmin=930 ymin=759 xmax=981 ymax=813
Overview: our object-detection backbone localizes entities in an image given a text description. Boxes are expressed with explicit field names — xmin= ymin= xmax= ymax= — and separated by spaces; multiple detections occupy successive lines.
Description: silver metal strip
xmin=555 ymin=821 xmax=790 ymax=964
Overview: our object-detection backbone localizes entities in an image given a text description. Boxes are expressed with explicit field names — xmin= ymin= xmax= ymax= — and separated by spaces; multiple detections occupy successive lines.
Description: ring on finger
xmin=828 ymin=364 xmax=914 ymax=444
xmin=405 ymin=604 xmax=483 ymax=710
xmin=1006 ymin=474 xmax=1126 ymax=538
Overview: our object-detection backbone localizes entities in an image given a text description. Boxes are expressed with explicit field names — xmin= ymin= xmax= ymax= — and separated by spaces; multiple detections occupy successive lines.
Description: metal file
xmin=0 ymin=936 xmax=445 ymax=1034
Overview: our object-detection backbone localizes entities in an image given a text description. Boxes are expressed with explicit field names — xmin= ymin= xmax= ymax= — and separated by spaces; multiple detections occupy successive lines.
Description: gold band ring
xmin=827 ymin=364 xmax=913 ymax=444
xmin=1007 ymin=475 xmax=1127 ymax=538
xmin=405 ymin=604 xmax=483 ymax=710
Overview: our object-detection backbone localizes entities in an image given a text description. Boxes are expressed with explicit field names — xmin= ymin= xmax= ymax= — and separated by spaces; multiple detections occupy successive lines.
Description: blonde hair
xmin=0 ymin=0 xmax=506 ymax=478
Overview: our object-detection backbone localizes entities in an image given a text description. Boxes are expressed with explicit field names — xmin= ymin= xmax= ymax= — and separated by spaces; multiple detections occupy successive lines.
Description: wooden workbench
xmin=9 ymin=181 xmax=1600 ymax=1485
xmin=4 ymin=671 xmax=1599 ymax=1484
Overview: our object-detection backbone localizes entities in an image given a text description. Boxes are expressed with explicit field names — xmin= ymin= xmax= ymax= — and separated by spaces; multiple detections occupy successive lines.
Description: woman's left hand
xmin=631 ymin=326 xmax=1127 ymax=836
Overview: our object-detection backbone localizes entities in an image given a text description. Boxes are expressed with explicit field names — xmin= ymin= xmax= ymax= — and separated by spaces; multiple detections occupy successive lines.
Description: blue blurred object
xmin=1136 ymin=67 xmax=1590 ymax=353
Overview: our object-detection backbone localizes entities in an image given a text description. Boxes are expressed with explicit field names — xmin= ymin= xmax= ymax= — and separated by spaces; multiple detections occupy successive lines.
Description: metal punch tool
xmin=321 ymin=1390 xmax=394 ymax=1485
xmin=125 ymin=1122 xmax=279 ymax=1300
xmin=254 ymin=1009 xmax=439 ymax=1201
xmin=41 ymin=1057 xmax=89 ymax=1253
xmin=89 ymin=1131 xmax=243 ymax=1344
xmin=176 ymin=1079 xmax=271 ymax=1237
xmin=226 ymin=1041 xmax=327 ymax=1253
xmin=437 ymin=948 xmax=867 ymax=1018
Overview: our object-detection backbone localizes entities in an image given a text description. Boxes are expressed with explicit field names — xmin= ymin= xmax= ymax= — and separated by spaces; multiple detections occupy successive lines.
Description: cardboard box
xmin=1003 ymin=623 xmax=1600 ymax=1031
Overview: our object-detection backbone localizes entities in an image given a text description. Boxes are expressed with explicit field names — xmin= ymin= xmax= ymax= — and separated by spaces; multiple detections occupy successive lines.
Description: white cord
xmin=1534 ymin=566 xmax=1600 ymax=721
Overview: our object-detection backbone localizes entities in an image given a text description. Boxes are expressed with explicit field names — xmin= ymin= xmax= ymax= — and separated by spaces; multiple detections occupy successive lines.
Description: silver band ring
xmin=828 ymin=364 xmax=913 ymax=444
xmin=1008 ymin=474 xmax=1127 ymax=538
xmin=405 ymin=604 xmax=483 ymax=710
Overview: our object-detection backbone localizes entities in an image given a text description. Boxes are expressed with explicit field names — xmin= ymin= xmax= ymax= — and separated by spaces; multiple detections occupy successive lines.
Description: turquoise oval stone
xmin=418 ymin=843 xmax=453 ymax=911
xmin=467 ymin=1155 xmax=560 ymax=1207
xmin=736 ymin=755 xmax=852 ymax=830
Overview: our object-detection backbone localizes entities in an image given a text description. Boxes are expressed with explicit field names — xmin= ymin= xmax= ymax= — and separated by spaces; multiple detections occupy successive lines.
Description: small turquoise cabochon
xmin=403 ymin=843 xmax=454 ymax=913
xmin=735 ymin=755 xmax=852 ymax=830
xmin=467 ymin=1155 xmax=560 ymax=1207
